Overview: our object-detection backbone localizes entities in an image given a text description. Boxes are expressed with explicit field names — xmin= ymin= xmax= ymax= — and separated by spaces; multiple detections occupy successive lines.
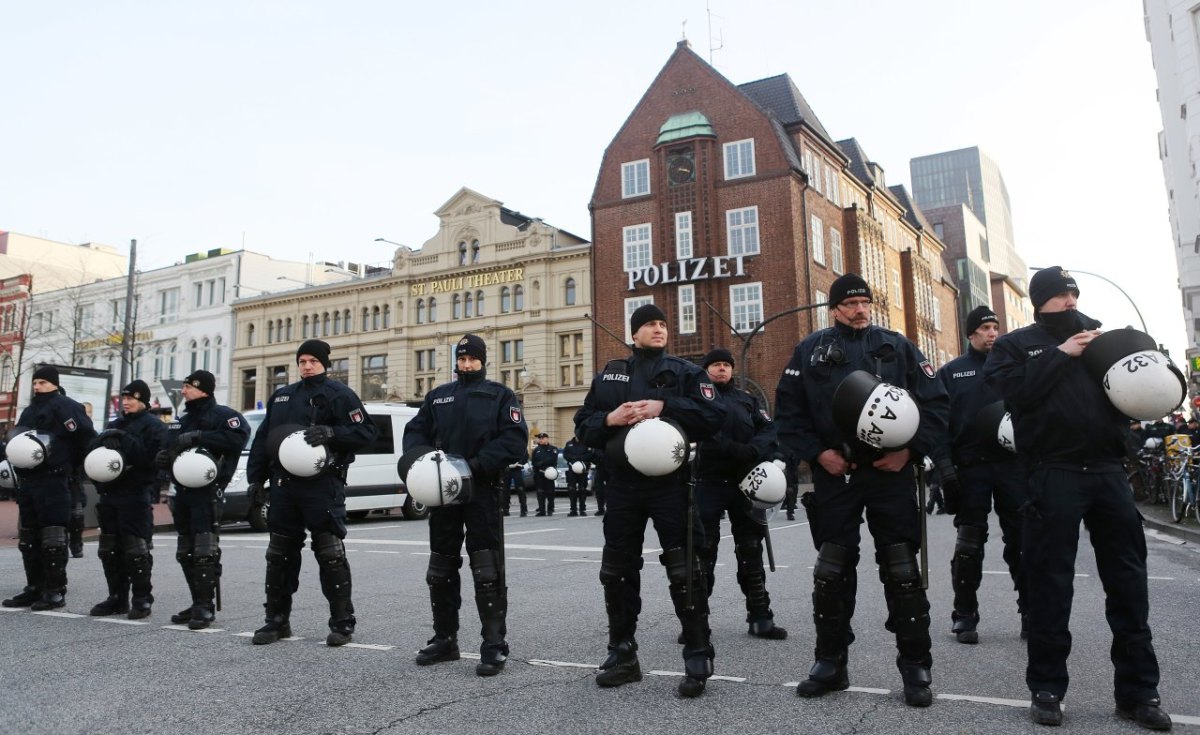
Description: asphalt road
xmin=1 ymin=508 xmax=1198 ymax=735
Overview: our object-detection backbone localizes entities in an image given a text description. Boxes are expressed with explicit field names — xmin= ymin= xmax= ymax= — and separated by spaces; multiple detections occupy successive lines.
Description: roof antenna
xmin=681 ymin=19 xmax=687 ymax=41
xmin=707 ymin=0 xmax=723 ymax=65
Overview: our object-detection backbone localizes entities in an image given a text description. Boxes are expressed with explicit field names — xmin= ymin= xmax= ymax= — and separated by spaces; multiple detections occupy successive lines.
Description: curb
xmin=1140 ymin=513 xmax=1200 ymax=545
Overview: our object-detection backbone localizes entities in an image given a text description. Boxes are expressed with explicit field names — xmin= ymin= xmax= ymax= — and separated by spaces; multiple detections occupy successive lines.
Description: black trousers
xmin=535 ymin=475 xmax=555 ymax=513
xmin=955 ymin=461 xmax=1026 ymax=612
xmin=695 ymin=478 xmax=764 ymax=551
xmin=1022 ymin=464 xmax=1160 ymax=703
xmin=268 ymin=477 xmax=348 ymax=539
xmin=429 ymin=484 xmax=501 ymax=555
xmin=171 ymin=487 xmax=221 ymax=534
xmin=566 ymin=473 xmax=588 ymax=512
xmin=17 ymin=474 xmax=71 ymax=529
xmin=97 ymin=490 xmax=154 ymax=539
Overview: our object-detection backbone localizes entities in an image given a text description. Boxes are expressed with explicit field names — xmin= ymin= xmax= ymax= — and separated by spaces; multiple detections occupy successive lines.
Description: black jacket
xmin=561 ymin=438 xmax=596 ymax=476
xmin=170 ymin=396 xmax=251 ymax=489
xmin=7 ymin=390 xmax=96 ymax=478
xmin=90 ymin=409 xmax=168 ymax=493
xmin=574 ymin=346 xmax=725 ymax=488
xmin=531 ymin=444 xmax=559 ymax=472
xmin=774 ymin=320 xmax=950 ymax=466
xmin=402 ymin=369 xmax=528 ymax=482
xmin=984 ymin=310 xmax=1126 ymax=464
xmin=937 ymin=346 xmax=1012 ymax=467
xmin=696 ymin=382 xmax=777 ymax=483
xmin=247 ymin=374 xmax=376 ymax=485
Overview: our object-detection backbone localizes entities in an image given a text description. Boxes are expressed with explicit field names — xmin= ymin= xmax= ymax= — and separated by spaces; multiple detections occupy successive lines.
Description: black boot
xmin=31 ymin=526 xmax=68 ymax=611
xmin=471 ymin=549 xmax=508 ymax=676
xmin=3 ymin=528 xmax=42 ymax=608
xmin=90 ymin=534 xmax=130 ymax=616
xmin=171 ymin=533 xmax=196 ymax=624
xmin=798 ymin=542 xmax=856 ymax=698
xmin=596 ymin=639 xmax=641 ymax=687
xmin=253 ymin=533 xmax=302 ymax=644
xmin=880 ymin=543 xmax=933 ymax=707
xmin=253 ymin=614 xmax=293 ymax=645
xmin=417 ymin=552 xmax=462 ymax=664
xmin=188 ymin=532 xmax=220 ymax=630
xmin=314 ymin=532 xmax=356 ymax=647
xmin=662 ymin=547 xmax=714 ymax=698
xmin=950 ymin=525 xmax=986 ymax=644
xmin=124 ymin=536 xmax=154 ymax=620
xmin=596 ymin=547 xmax=643 ymax=688
xmin=736 ymin=539 xmax=787 ymax=640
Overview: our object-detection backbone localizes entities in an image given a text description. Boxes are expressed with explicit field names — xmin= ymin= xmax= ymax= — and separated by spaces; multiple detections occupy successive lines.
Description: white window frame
xmin=624 ymin=296 xmax=654 ymax=343
xmin=830 ymin=228 xmax=844 ymax=274
xmin=812 ymin=159 xmax=824 ymax=195
xmin=932 ymin=296 xmax=942 ymax=331
xmin=726 ymin=206 xmax=760 ymax=256
xmin=892 ymin=269 xmax=903 ymax=303
xmin=675 ymin=211 xmax=693 ymax=259
xmin=814 ymin=290 xmax=830 ymax=329
xmin=723 ymin=138 xmax=756 ymax=179
xmin=811 ymin=215 xmax=825 ymax=266
xmin=729 ymin=282 xmax=763 ymax=333
xmin=678 ymin=284 xmax=696 ymax=335
xmin=623 ymin=223 xmax=653 ymax=271
xmin=159 ymin=288 xmax=179 ymax=324
xmin=621 ymin=159 xmax=650 ymax=198
xmin=826 ymin=168 xmax=840 ymax=205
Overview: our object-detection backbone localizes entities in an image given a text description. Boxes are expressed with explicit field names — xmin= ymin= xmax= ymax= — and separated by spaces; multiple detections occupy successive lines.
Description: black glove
xmin=176 ymin=431 xmax=202 ymax=450
xmin=98 ymin=430 xmax=125 ymax=451
xmin=935 ymin=457 xmax=960 ymax=516
xmin=303 ymin=425 xmax=335 ymax=446
xmin=248 ymin=482 xmax=267 ymax=506
xmin=155 ymin=450 xmax=173 ymax=470
xmin=731 ymin=444 xmax=759 ymax=466
xmin=468 ymin=458 xmax=484 ymax=478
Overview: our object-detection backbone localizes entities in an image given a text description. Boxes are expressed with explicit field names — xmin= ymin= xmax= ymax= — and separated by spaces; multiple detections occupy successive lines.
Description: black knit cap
xmin=1029 ymin=266 xmax=1079 ymax=309
xmin=701 ymin=348 xmax=735 ymax=369
xmin=296 ymin=339 xmax=332 ymax=368
xmin=629 ymin=303 xmax=668 ymax=335
xmin=965 ymin=305 xmax=1000 ymax=336
xmin=121 ymin=379 xmax=151 ymax=406
xmin=455 ymin=334 xmax=487 ymax=363
xmin=828 ymin=273 xmax=872 ymax=307
xmin=32 ymin=365 xmax=59 ymax=386
xmin=184 ymin=370 xmax=216 ymax=395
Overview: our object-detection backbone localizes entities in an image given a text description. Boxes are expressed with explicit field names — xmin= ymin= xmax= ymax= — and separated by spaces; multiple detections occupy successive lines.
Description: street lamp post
xmin=1029 ymin=266 xmax=1147 ymax=334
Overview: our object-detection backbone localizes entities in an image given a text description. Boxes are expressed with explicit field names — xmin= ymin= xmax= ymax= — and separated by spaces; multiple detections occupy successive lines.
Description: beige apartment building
xmin=230 ymin=188 xmax=592 ymax=442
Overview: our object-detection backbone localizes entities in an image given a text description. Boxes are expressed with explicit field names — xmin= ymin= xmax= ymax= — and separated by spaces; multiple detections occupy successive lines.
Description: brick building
xmin=0 ymin=274 xmax=32 ymax=430
xmin=590 ymin=42 xmax=959 ymax=409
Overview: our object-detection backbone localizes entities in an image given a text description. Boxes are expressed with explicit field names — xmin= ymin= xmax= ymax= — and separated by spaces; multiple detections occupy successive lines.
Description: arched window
xmin=382 ymin=304 xmax=390 ymax=328
xmin=302 ymin=315 xmax=310 ymax=339
xmin=134 ymin=348 xmax=144 ymax=379
xmin=428 ymin=297 xmax=438 ymax=321
xmin=313 ymin=313 xmax=322 ymax=337
xmin=361 ymin=308 xmax=370 ymax=331
xmin=153 ymin=346 xmax=163 ymax=380
xmin=464 ymin=292 xmax=473 ymax=318
xmin=476 ymin=290 xmax=485 ymax=316
xmin=458 ymin=241 xmax=467 ymax=266
xmin=416 ymin=299 xmax=425 ymax=324
xmin=276 ymin=319 xmax=284 ymax=341
xmin=343 ymin=309 xmax=352 ymax=333
xmin=514 ymin=284 xmax=524 ymax=311
xmin=371 ymin=306 xmax=380 ymax=330
xmin=202 ymin=338 xmax=212 ymax=371
xmin=452 ymin=294 xmax=461 ymax=320
xmin=215 ymin=336 xmax=223 ymax=373
xmin=168 ymin=342 xmax=177 ymax=378
xmin=565 ymin=277 xmax=576 ymax=306
xmin=190 ymin=339 xmax=200 ymax=369
xmin=267 ymin=320 xmax=275 ymax=344
xmin=322 ymin=312 xmax=331 ymax=335
xmin=285 ymin=318 xmax=293 ymax=340
xmin=333 ymin=310 xmax=341 ymax=335
xmin=471 ymin=239 xmax=480 ymax=263
xmin=500 ymin=286 xmax=511 ymax=313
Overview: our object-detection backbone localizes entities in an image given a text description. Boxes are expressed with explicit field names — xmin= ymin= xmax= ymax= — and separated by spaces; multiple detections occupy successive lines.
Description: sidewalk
xmin=0 ymin=498 xmax=175 ymax=547
xmin=1136 ymin=497 xmax=1200 ymax=546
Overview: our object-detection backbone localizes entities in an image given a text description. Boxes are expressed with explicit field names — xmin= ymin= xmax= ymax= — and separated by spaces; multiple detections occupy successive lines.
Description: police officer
xmin=530 ymin=432 xmax=558 ymax=516
xmin=693 ymin=348 xmax=786 ymax=641
xmin=561 ymin=435 xmax=595 ymax=516
xmin=984 ymin=267 xmax=1172 ymax=730
xmin=936 ymin=306 xmax=1027 ymax=645
xmin=246 ymin=340 xmax=377 ymax=647
xmin=504 ymin=460 xmax=529 ymax=517
xmin=159 ymin=370 xmax=249 ymax=630
xmin=87 ymin=380 xmax=169 ymax=619
xmin=402 ymin=333 xmax=528 ymax=676
xmin=574 ymin=304 xmax=725 ymax=698
xmin=774 ymin=273 xmax=949 ymax=707
xmin=2 ymin=366 xmax=96 ymax=610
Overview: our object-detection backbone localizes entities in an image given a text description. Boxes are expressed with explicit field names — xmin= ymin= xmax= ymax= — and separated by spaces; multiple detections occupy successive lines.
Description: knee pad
xmin=41 ymin=526 xmax=67 ymax=549
xmin=659 ymin=547 xmax=698 ymax=585
xmin=266 ymin=532 xmax=303 ymax=565
xmin=426 ymin=551 xmax=463 ymax=585
xmin=469 ymin=549 xmax=502 ymax=585
xmin=599 ymin=547 xmax=643 ymax=586
xmin=194 ymin=532 xmax=219 ymax=559
xmin=175 ymin=534 xmax=195 ymax=564
xmin=120 ymin=536 xmax=149 ymax=557
xmin=18 ymin=527 xmax=38 ymax=551
xmin=814 ymin=542 xmax=857 ymax=586
xmin=954 ymin=525 xmax=987 ymax=557
xmin=877 ymin=543 xmax=921 ymax=590
xmin=312 ymin=532 xmax=347 ymax=568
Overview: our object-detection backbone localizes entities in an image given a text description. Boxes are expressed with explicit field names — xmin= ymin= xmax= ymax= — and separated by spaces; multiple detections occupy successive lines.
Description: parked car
xmin=170 ymin=402 xmax=427 ymax=530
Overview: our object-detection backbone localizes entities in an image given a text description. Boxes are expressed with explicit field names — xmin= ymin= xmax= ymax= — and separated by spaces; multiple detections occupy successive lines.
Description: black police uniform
xmin=165 ymin=395 xmax=249 ymax=628
xmin=574 ymin=347 xmax=725 ymax=693
xmin=774 ymin=319 xmax=949 ymax=700
xmin=246 ymin=373 xmax=376 ymax=644
xmin=402 ymin=365 xmax=528 ymax=674
xmin=1 ymin=391 xmax=95 ymax=610
xmin=984 ymin=311 xmax=1164 ymax=710
xmin=504 ymin=459 xmax=528 ymax=516
xmin=531 ymin=441 xmax=559 ymax=515
xmin=694 ymin=381 xmax=784 ymax=638
xmin=590 ymin=452 xmax=609 ymax=516
xmin=88 ymin=408 xmax=168 ymax=617
xmin=561 ymin=437 xmax=596 ymax=516
xmin=936 ymin=345 xmax=1027 ymax=642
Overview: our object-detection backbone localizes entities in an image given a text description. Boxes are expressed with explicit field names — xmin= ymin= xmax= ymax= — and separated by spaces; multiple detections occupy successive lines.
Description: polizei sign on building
xmin=626 ymin=254 xmax=749 ymax=291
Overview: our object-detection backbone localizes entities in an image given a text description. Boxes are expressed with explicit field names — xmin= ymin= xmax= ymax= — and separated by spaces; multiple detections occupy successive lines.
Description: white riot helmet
xmin=622 ymin=418 xmax=690 ymax=477
xmin=570 ymin=460 xmax=587 ymax=475
xmin=543 ymin=466 xmax=559 ymax=480
xmin=0 ymin=460 xmax=16 ymax=489
xmin=1082 ymin=328 xmax=1186 ymax=421
xmin=832 ymin=370 xmax=920 ymax=451
xmin=975 ymin=400 xmax=1017 ymax=454
xmin=277 ymin=430 xmax=330 ymax=478
xmin=739 ymin=459 xmax=787 ymax=509
xmin=172 ymin=448 xmax=220 ymax=488
xmin=83 ymin=447 xmax=125 ymax=483
xmin=5 ymin=430 xmax=49 ymax=470
xmin=400 ymin=449 xmax=473 ymax=507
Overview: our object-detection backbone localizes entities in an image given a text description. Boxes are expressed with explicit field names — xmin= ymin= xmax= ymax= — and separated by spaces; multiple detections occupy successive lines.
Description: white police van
xmin=217 ymin=402 xmax=425 ymax=530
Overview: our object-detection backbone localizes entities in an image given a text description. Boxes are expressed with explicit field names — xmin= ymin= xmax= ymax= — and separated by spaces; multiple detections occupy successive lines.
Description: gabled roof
xmin=837 ymin=138 xmax=875 ymax=188
xmin=738 ymin=74 xmax=839 ymax=153
xmin=889 ymin=185 xmax=936 ymax=232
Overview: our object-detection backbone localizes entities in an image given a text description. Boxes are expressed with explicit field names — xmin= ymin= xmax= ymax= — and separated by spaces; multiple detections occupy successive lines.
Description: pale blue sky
xmin=0 ymin=1 xmax=1183 ymax=356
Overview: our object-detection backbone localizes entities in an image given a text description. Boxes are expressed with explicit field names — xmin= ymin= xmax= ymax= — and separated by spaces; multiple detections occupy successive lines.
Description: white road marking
xmin=0 ymin=607 xmax=23 ymax=612
xmin=337 ymin=642 xmax=394 ymax=651
xmin=507 ymin=557 xmax=547 ymax=561
xmin=1148 ymin=576 xmax=1175 ymax=581
xmin=1145 ymin=529 xmax=1188 ymax=546
xmin=32 ymin=611 xmax=84 ymax=618
xmin=1172 ymin=714 xmax=1200 ymax=726
xmin=937 ymin=693 xmax=1033 ymax=708
xmin=232 ymin=632 xmax=305 ymax=641
xmin=529 ymin=659 xmax=596 ymax=669
xmin=647 ymin=670 xmax=746 ymax=683
xmin=94 ymin=618 xmax=148 ymax=626
xmin=160 ymin=624 xmax=226 ymax=633
xmin=847 ymin=686 xmax=891 ymax=695
xmin=364 ymin=550 xmax=401 ymax=555
xmin=505 ymin=528 xmax=564 ymax=536
xmin=563 ymin=559 xmax=600 ymax=563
